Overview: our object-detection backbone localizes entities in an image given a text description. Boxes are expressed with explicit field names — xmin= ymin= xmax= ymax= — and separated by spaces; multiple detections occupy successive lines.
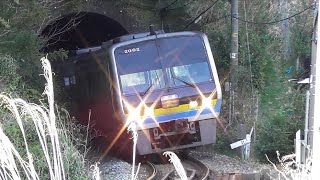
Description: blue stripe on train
xmin=143 ymin=99 xmax=221 ymax=124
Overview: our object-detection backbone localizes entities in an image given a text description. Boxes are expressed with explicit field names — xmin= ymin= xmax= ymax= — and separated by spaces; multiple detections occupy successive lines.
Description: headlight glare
xmin=128 ymin=108 xmax=141 ymax=121
xmin=144 ymin=107 xmax=154 ymax=117
xmin=202 ymin=97 xmax=212 ymax=108
xmin=189 ymin=101 xmax=198 ymax=108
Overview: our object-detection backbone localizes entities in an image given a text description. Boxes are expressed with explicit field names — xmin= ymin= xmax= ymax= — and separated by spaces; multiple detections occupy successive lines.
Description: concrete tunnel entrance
xmin=41 ymin=12 xmax=132 ymax=158
xmin=40 ymin=12 xmax=128 ymax=103
xmin=41 ymin=12 xmax=128 ymax=52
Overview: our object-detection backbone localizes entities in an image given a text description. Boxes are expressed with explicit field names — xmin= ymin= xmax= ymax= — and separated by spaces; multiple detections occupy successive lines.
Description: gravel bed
xmin=188 ymin=146 xmax=278 ymax=178
xmin=136 ymin=165 xmax=149 ymax=179
xmin=189 ymin=150 xmax=270 ymax=173
xmin=99 ymin=157 xmax=132 ymax=179
xmin=98 ymin=147 xmax=278 ymax=179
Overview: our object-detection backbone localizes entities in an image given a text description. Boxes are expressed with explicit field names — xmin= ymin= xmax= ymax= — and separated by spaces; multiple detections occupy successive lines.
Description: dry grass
xmin=267 ymin=151 xmax=312 ymax=180
xmin=0 ymin=57 xmax=97 ymax=180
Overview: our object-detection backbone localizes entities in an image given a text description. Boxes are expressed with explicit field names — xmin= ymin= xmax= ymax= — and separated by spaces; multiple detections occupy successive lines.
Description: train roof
xmin=75 ymin=30 xmax=165 ymax=55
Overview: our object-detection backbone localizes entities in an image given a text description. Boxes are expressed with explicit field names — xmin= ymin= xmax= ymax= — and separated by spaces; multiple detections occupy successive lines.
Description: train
xmin=59 ymin=30 xmax=222 ymax=157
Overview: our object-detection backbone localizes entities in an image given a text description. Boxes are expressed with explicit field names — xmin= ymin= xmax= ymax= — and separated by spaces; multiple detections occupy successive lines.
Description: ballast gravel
xmin=99 ymin=147 xmax=278 ymax=179
xmin=98 ymin=157 xmax=132 ymax=180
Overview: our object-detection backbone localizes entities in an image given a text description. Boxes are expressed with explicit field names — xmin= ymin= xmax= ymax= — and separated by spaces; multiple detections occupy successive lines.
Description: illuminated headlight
xmin=189 ymin=101 xmax=198 ymax=108
xmin=202 ymin=98 xmax=212 ymax=108
xmin=144 ymin=107 xmax=154 ymax=117
xmin=128 ymin=108 xmax=141 ymax=121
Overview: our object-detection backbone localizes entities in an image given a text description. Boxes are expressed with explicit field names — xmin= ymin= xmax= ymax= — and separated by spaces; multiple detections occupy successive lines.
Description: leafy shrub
xmin=255 ymin=110 xmax=302 ymax=162
xmin=0 ymin=55 xmax=21 ymax=91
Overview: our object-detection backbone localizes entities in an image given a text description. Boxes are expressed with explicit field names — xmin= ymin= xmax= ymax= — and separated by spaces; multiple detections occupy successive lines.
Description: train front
xmin=109 ymin=32 xmax=222 ymax=155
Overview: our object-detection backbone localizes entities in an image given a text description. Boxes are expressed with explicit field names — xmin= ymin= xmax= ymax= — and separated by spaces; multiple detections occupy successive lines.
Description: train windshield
xmin=115 ymin=35 xmax=212 ymax=95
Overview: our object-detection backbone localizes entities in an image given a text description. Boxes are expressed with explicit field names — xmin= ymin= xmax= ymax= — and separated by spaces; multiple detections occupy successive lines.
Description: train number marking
xmin=124 ymin=48 xmax=140 ymax=54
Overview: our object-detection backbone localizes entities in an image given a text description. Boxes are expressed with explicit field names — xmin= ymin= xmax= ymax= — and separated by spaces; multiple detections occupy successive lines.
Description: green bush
xmin=0 ymin=55 xmax=21 ymax=91
xmin=214 ymin=128 xmax=237 ymax=157
xmin=255 ymin=110 xmax=302 ymax=162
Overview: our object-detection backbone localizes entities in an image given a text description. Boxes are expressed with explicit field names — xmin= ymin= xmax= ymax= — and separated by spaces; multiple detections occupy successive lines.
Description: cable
xmin=163 ymin=0 xmax=180 ymax=9
xmin=183 ymin=0 xmax=220 ymax=30
xmin=234 ymin=4 xmax=314 ymax=25
xmin=199 ymin=14 xmax=230 ymax=28
xmin=197 ymin=3 xmax=314 ymax=29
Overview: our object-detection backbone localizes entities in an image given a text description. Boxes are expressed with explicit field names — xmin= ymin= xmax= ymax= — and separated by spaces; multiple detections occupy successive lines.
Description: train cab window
xmin=120 ymin=69 xmax=164 ymax=95
xmin=171 ymin=62 xmax=211 ymax=85
xmin=114 ymin=35 xmax=213 ymax=94
xmin=115 ymin=40 xmax=165 ymax=95
xmin=158 ymin=36 xmax=213 ymax=87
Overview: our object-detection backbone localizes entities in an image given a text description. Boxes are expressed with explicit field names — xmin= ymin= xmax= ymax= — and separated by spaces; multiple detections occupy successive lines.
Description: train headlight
xmin=144 ymin=106 xmax=154 ymax=117
xmin=202 ymin=97 xmax=212 ymax=108
xmin=128 ymin=108 xmax=141 ymax=121
xmin=189 ymin=101 xmax=198 ymax=108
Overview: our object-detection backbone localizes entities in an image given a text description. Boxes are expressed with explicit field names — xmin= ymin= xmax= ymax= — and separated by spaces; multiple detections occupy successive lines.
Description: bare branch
xmin=265 ymin=154 xmax=290 ymax=180
xmin=42 ymin=12 xmax=85 ymax=48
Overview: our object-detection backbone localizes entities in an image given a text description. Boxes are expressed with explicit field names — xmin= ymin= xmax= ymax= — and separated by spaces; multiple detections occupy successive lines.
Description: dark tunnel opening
xmin=41 ymin=13 xmax=132 ymax=158
xmin=41 ymin=12 xmax=128 ymax=52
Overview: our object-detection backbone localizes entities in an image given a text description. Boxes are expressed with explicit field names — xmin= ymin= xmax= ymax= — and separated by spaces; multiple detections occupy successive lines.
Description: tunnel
xmin=41 ymin=12 xmax=128 ymax=52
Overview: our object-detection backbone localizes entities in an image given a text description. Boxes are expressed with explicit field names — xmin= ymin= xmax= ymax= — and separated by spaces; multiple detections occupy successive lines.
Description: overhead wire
xmin=234 ymin=4 xmax=314 ymax=25
xmin=167 ymin=1 xmax=193 ymax=11
xmin=123 ymin=1 xmax=314 ymax=28
xmin=163 ymin=0 xmax=181 ymax=9
xmin=183 ymin=0 xmax=221 ymax=30
xmin=198 ymin=3 xmax=315 ymax=30
xmin=199 ymin=14 xmax=230 ymax=28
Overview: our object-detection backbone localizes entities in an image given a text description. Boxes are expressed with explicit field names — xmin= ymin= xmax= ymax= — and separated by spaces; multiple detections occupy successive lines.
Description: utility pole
xmin=311 ymin=1 xmax=320 ymax=178
xmin=280 ymin=0 xmax=290 ymax=59
xmin=230 ymin=0 xmax=239 ymax=123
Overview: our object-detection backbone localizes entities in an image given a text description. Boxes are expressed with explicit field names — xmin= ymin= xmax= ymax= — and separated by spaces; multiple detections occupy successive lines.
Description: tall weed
xmin=0 ymin=57 xmax=89 ymax=180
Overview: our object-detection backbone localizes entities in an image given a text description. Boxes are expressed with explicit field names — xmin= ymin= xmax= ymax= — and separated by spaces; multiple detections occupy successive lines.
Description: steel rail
xmin=146 ymin=161 xmax=158 ymax=180
xmin=161 ymin=154 xmax=210 ymax=180
xmin=185 ymin=156 xmax=210 ymax=179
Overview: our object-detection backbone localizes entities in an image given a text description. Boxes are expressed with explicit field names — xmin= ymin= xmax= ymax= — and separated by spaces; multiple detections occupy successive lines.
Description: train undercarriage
xmin=136 ymin=118 xmax=216 ymax=155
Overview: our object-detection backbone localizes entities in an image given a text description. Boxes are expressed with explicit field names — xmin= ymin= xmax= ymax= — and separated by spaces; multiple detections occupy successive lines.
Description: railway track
xmin=145 ymin=161 xmax=158 ymax=180
xmin=142 ymin=154 xmax=270 ymax=180
xmin=144 ymin=153 xmax=211 ymax=180
xmin=161 ymin=154 xmax=211 ymax=180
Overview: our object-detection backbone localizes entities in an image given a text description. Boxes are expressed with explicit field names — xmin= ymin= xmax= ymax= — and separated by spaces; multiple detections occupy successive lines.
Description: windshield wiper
xmin=141 ymin=77 xmax=159 ymax=96
xmin=171 ymin=72 xmax=196 ymax=88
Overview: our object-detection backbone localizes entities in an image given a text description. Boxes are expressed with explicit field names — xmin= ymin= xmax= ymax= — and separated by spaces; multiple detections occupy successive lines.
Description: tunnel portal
xmin=41 ymin=12 xmax=128 ymax=52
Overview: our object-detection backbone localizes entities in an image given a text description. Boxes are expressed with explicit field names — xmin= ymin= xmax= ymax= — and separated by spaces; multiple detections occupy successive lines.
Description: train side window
xmin=64 ymin=75 xmax=76 ymax=87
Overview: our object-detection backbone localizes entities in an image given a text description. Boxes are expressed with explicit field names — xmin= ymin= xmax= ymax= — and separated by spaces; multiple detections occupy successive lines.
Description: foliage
xmin=47 ymin=49 xmax=69 ymax=61
xmin=213 ymin=128 xmax=237 ymax=158
xmin=0 ymin=0 xmax=314 ymax=174
xmin=255 ymin=111 xmax=302 ymax=162
xmin=0 ymin=55 xmax=21 ymax=91
xmin=0 ymin=58 xmax=89 ymax=180
xmin=0 ymin=99 xmax=88 ymax=180
xmin=0 ymin=0 xmax=45 ymax=95
xmin=0 ymin=0 xmax=101 ymax=179
xmin=190 ymin=0 xmax=310 ymax=161
xmin=268 ymin=152 xmax=312 ymax=179
xmin=237 ymin=1 xmax=308 ymax=161
xmin=206 ymin=28 xmax=231 ymax=73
